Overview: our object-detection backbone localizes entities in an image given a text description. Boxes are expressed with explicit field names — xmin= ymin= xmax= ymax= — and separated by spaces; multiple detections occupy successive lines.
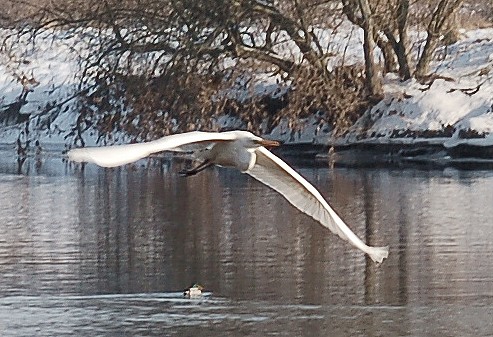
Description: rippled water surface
xmin=1 ymin=150 xmax=493 ymax=336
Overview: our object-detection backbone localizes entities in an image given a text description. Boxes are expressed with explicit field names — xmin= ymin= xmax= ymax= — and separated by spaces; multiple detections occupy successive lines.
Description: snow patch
xmin=2 ymin=26 xmax=493 ymax=154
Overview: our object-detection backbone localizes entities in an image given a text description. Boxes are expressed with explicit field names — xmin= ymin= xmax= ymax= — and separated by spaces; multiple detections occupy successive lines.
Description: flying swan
xmin=68 ymin=130 xmax=389 ymax=263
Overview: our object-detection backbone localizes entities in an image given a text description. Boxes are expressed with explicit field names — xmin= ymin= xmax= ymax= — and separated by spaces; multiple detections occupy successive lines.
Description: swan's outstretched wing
xmin=67 ymin=131 xmax=236 ymax=167
xmin=247 ymin=147 xmax=389 ymax=263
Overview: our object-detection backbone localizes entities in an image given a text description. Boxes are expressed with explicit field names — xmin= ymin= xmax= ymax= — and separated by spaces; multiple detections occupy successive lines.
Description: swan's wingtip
xmin=367 ymin=245 xmax=389 ymax=264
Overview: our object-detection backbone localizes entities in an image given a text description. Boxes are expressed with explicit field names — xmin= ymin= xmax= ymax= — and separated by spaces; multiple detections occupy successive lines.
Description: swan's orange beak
xmin=256 ymin=139 xmax=281 ymax=148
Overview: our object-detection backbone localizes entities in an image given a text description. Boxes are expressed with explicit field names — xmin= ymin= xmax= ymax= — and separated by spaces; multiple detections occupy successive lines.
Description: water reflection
xmin=1 ymin=152 xmax=493 ymax=336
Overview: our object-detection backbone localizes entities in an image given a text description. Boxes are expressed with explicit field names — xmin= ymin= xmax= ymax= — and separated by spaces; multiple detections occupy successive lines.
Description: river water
xmin=0 ymin=149 xmax=492 ymax=336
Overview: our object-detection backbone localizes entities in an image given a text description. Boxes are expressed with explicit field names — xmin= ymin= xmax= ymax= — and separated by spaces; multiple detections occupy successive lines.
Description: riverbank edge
xmin=277 ymin=140 xmax=493 ymax=169
xmin=3 ymin=138 xmax=493 ymax=170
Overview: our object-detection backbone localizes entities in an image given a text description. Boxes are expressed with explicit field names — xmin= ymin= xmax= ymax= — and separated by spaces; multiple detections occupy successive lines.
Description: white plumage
xmin=68 ymin=130 xmax=389 ymax=263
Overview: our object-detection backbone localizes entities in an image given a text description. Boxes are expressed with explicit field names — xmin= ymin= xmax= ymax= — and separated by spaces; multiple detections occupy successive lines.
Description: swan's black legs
xmin=179 ymin=159 xmax=213 ymax=176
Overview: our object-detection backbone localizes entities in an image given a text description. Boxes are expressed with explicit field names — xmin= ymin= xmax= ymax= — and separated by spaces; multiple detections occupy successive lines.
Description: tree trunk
xmin=382 ymin=0 xmax=411 ymax=80
xmin=415 ymin=0 xmax=463 ymax=79
xmin=357 ymin=0 xmax=383 ymax=99
xmin=396 ymin=0 xmax=412 ymax=80
xmin=375 ymin=36 xmax=398 ymax=74
xmin=415 ymin=33 xmax=440 ymax=79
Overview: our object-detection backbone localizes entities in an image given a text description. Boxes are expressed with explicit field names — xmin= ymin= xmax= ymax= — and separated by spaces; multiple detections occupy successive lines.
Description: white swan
xmin=68 ymin=130 xmax=389 ymax=263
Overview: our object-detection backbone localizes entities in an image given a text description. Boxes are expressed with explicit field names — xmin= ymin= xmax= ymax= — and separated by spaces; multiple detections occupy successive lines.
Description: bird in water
xmin=183 ymin=283 xmax=204 ymax=298
xmin=68 ymin=130 xmax=389 ymax=263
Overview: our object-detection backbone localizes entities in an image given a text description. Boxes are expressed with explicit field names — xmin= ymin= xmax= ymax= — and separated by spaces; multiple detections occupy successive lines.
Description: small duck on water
xmin=183 ymin=283 xmax=204 ymax=298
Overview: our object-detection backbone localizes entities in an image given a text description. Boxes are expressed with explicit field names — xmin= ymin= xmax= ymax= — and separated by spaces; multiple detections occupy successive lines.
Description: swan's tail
xmin=366 ymin=245 xmax=389 ymax=264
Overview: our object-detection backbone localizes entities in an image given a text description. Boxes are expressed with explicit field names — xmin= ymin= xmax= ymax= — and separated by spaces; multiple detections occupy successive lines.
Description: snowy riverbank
xmin=1 ymin=27 xmax=493 ymax=166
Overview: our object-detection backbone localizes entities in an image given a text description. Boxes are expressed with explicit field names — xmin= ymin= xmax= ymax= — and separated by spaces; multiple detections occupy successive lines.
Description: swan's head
xmin=231 ymin=131 xmax=281 ymax=149
xmin=214 ymin=131 xmax=281 ymax=172
xmin=254 ymin=138 xmax=281 ymax=148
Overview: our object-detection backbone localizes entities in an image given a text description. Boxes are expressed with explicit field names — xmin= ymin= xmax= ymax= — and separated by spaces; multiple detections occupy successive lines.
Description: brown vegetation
xmin=1 ymin=0 xmax=492 ymax=142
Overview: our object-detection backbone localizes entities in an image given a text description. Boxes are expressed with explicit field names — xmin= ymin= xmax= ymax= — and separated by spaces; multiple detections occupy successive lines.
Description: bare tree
xmin=341 ymin=0 xmax=384 ymax=98
xmin=4 ymin=0 xmax=373 ymax=140
xmin=342 ymin=0 xmax=412 ymax=81
xmin=415 ymin=0 xmax=464 ymax=78
xmin=343 ymin=0 xmax=464 ymax=81
xmin=3 ymin=0 xmax=472 ymax=142
xmin=384 ymin=0 xmax=412 ymax=80
xmin=357 ymin=0 xmax=383 ymax=99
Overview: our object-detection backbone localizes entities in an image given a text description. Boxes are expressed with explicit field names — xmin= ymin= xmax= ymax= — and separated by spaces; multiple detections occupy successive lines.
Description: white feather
xmin=68 ymin=131 xmax=238 ymax=167
xmin=247 ymin=147 xmax=389 ymax=263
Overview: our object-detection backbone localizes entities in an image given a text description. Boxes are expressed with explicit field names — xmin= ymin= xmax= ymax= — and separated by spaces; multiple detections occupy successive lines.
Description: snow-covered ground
xmin=1 ymin=26 xmax=493 ymax=155
xmin=0 ymin=29 xmax=82 ymax=148
xmin=340 ymin=28 xmax=493 ymax=148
